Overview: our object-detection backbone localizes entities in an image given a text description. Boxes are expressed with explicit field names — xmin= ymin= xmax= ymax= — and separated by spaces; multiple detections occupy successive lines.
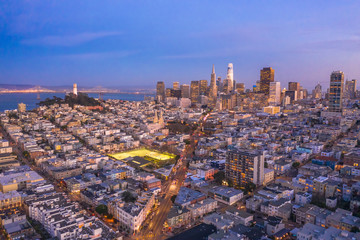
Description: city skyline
xmin=1 ymin=1 xmax=360 ymax=89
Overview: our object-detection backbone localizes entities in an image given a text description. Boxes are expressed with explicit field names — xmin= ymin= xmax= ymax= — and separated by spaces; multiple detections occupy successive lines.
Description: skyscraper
xmin=235 ymin=83 xmax=245 ymax=93
xmin=73 ymin=83 xmax=78 ymax=96
xmin=217 ymin=77 xmax=223 ymax=92
xmin=260 ymin=67 xmax=275 ymax=95
xmin=199 ymin=80 xmax=208 ymax=95
xmin=170 ymin=89 xmax=181 ymax=99
xmin=180 ymin=84 xmax=190 ymax=98
xmin=329 ymin=71 xmax=344 ymax=113
xmin=312 ymin=83 xmax=322 ymax=99
xmin=226 ymin=149 xmax=264 ymax=187
xmin=173 ymin=82 xmax=180 ymax=90
xmin=156 ymin=81 xmax=165 ymax=102
xmin=190 ymin=81 xmax=200 ymax=103
xmin=226 ymin=63 xmax=234 ymax=93
xmin=269 ymin=81 xmax=281 ymax=105
xmin=288 ymin=82 xmax=300 ymax=99
xmin=344 ymin=79 xmax=357 ymax=99
xmin=165 ymin=88 xmax=172 ymax=98
xmin=209 ymin=65 xmax=217 ymax=106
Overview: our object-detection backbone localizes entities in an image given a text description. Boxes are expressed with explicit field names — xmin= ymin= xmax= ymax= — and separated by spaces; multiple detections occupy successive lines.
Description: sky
xmin=0 ymin=1 xmax=360 ymax=90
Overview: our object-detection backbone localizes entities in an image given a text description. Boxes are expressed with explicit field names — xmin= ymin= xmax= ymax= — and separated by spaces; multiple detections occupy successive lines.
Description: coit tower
xmin=73 ymin=83 xmax=78 ymax=95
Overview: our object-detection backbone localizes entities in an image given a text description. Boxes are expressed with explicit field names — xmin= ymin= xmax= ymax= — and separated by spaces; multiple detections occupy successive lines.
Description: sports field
xmin=109 ymin=148 xmax=175 ymax=161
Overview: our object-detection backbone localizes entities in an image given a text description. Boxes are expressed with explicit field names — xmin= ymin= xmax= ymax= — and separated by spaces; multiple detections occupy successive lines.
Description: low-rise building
xmin=186 ymin=198 xmax=217 ymax=219
xmin=263 ymin=168 xmax=274 ymax=185
xmin=108 ymin=192 xmax=155 ymax=234
xmin=0 ymin=191 xmax=21 ymax=209
xmin=208 ymin=186 xmax=243 ymax=205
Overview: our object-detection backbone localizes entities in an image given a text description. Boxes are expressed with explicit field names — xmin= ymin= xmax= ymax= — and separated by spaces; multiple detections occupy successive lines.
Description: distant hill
xmin=0 ymin=84 xmax=155 ymax=94
xmin=0 ymin=84 xmax=37 ymax=90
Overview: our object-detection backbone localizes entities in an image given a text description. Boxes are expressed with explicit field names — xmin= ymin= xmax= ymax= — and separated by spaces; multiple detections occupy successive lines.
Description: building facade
xmin=260 ymin=67 xmax=275 ymax=95
xmin=190 ymin=81 xmax=200 ymax=103
xmin=269 ymin=81 xmax=281 ymax=105
xmin=180 ymin=84 xmax=190 ymax=98
xmin=344 ymin=79 xmax=356 ymax=99
xmin=156 ymin=81 xmax=166 ymax=102
xmin=329 ymin=71 xmax=344 ymax=113
xmin=209 ymin=65 xmax=217 ymax=106
xmin=226 ymin=149 xmax=265 ymax=187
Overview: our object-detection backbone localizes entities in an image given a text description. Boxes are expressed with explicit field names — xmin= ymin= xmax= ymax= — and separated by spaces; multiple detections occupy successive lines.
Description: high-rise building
xmin=288 ymin=82 xmax=300 ymax=99
xmin=165 ymin=88 xmax=172 ymax=98
xmin=226 ymin=63 xmax=234 ymax=93
xmin=170 ymin=89 xmax=181 ymax=99
xmin=285 ymin=90 xmax=297 ymax=103
xmin=344 ymin=79 xmax=357 ymax=99
xmin=209 ymin=65 xmax=217 ymax=106
xmin=216 ymin=77 xmax=223 ymax=92
xmin=226 ymin=149 xmax=264 ymax=187
xmin=73 ymin=83 xmax=78 ymax=96
xmin=329 ymin=71 xmax=344 ymax=112
xmin=199 ymin=80 xmax=208 ymax=95
xmin=220 ymin=94 xmax=236 ymax=110
xmin=190 ymin=81 xmax=200 ymax=103
xmin=173 ymin=82 xmax=180 ymax=90
xmin=180 ymin=84 xmax=190 ymax=98
xmin=18 ymin=103 xmax=26 ymax=113
xmin=156 ymin=81 xmax=166 ymax=102
xmin=260 ymin=67 xmax=275 ymax=95
xmin=312 ymin=83 xmax=322 ymax=99
xmin=223 ymin=79 xmax=235 ymax=94
xmin=269 ymin=81 xmax=281 ymax=105
xmin=253 ymin=80 xmax=261 ymax=92
xmin=235 ymin=83 xmax=245 ymax=93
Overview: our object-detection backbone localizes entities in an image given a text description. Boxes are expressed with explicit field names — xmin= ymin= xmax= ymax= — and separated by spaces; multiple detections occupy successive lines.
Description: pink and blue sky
xmin=0 ymin=0 xmax=359 ymax=90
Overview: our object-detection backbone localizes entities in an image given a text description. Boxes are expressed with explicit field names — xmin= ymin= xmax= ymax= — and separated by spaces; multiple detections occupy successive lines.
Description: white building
xmin=269 ymin=81 xmax=281 ymax=105
xmin=108 ymin=192 xmax=155 ymax=234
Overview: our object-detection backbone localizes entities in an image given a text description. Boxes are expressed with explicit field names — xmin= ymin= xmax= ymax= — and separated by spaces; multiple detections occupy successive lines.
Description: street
xmin=136 ymin=112 xmax=209 ymax=240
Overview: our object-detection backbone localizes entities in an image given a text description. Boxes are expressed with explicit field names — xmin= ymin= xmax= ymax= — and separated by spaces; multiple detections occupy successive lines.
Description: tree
xmin=244 ymin=182 xmax=256 ymax=194
xmin=227 ymin=178 xmax=234 ymax=188
xmin=292 ymin=162 xmax=300 ymax=169
xmin=214 ymin=171 xmax=225 ymax=185
xmin=171 ymin=195 xmax=177 ymax=203
xmin=351 ymin=226 xmax=360 ymax=233
xmin=264 ymin=161 xmax=268 ymax=168
xmin=23 ymin=151 xmax=30 ymax=158
xmin=8 ymin=112 xmax=19 ymax=119
xmin=95 ymin=204 xmax=108 ymax=215
xmin=122 ymin=191 xmax=136 ymax=203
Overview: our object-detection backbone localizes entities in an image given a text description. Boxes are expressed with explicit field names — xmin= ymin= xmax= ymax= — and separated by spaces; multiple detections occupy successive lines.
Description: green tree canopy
xmin=214 ymin=171 xmax=225 ymax=185
xmin=95 ymin=204 xmax=108 ymax=215
xmin=122 ymin=191 xmax=137 ymax=203
xmin=292 ymin=162 xmax=300 ymax=168
xmin=171 ymin=195 xmax=177 ymax=203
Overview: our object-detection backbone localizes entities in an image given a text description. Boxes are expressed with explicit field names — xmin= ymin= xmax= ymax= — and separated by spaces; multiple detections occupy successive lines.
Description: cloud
xmin=21 ymin=31 xmax=122 ymax=46
xmin=299 ymin=36 xmax=360 ymax=52
xmin=58 ymin=50 xmax=138 ymax=60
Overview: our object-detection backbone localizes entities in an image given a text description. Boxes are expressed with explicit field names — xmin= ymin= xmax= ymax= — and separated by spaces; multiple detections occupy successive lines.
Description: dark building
xmin=156 ymin=81 xmax=166 ymax=102
xmin=170 ymin=89 xmax=182 ymax=99
xmin=329 ymin=71 xmax=344 ymax=112
xmin=260 ymin=67 xmax=275 ymax=95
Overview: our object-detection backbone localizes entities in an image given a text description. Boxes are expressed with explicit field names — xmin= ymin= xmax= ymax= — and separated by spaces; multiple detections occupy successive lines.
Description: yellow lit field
xmin=109 ymin=148 xmax=175 ymax=161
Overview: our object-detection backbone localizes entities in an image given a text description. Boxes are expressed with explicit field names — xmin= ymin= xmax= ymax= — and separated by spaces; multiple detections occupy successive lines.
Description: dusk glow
xmin=1 ymin=1 xmax=360 ymax=89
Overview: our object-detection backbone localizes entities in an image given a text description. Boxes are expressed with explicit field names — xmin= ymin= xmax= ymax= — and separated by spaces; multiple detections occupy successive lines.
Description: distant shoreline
xmin=0 ymin=91 xmax=155 ymax=95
